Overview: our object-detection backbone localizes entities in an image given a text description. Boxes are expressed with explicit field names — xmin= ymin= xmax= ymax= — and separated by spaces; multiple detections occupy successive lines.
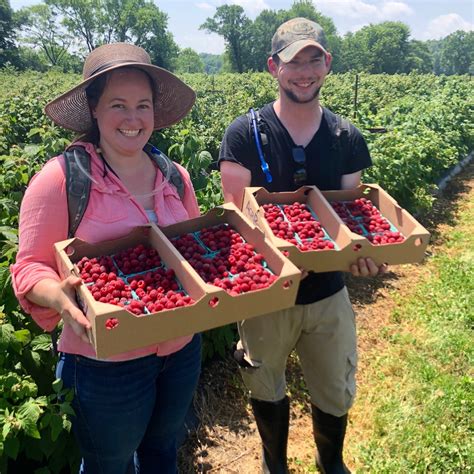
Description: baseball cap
xmin=271 ymin=17 xmax=328 ymax=63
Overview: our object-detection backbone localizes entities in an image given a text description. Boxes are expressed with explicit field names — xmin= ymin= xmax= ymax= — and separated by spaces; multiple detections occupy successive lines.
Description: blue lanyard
xmin=250 ymin=108 xmax=272 ymax=183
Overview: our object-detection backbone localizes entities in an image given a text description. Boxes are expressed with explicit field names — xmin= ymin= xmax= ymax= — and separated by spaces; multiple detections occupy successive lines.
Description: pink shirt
xmin=10 ymin=142 xmax=201 ymax=361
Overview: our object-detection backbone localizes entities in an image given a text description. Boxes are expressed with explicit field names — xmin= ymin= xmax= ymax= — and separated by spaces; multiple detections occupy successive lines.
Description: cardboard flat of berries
xmin=242 ymin=185 xmax=430 ymax=272
xmin=54 ymin=204 xmax=301 ymax=358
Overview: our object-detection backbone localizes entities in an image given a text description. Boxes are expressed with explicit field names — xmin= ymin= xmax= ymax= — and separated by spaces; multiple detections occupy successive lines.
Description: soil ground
xmin=177 ymin=162 xmax=474 ymax=474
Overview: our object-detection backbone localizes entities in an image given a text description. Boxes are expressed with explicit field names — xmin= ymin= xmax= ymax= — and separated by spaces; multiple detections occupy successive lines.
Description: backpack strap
xmin=144 ymin=144 xmax=185 ymax=200
xmin=64 ymin=146 xmax=92 ymax=239
xmin=246 ymin=108 xmax=273 ymax=183
xmin=64 ymin=144 xmax=185 ymax=240
xmin=325 ymin=108 xmax=351 ymax=159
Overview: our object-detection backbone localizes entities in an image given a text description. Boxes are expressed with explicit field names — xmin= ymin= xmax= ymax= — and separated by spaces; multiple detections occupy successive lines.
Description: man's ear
xmin=325 ymin=52 xmax=333 ymax=71
xmin=267 ymin=56 xmax=279 ymax=77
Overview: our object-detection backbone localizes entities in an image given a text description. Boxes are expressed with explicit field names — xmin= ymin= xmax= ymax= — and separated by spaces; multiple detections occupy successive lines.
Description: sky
xmin=10 ymin=0 xmax=474 ymax=54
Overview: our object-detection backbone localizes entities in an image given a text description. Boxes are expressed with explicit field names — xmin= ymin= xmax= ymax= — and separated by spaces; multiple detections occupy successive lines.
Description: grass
xmin=178 ymin=170 xmax=473 ymax=474
xmin=347 ymin=178 xmax=473 ymax=473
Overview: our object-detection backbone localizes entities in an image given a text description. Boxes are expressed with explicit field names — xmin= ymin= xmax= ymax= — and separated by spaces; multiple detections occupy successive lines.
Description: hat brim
xmin=277 ymin=39 xmax=327 ymax=63
xmin=44 ymin=62 xmax=196 ymax=133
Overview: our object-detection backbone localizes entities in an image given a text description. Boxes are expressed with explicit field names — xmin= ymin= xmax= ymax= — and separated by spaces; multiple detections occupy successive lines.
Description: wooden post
xmin=353 ymin=74 xmax=359 ymax=119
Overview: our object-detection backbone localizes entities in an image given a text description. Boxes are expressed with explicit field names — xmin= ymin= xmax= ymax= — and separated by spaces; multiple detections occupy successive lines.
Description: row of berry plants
xmin=0 ymin=69 xmax=472 ymax=471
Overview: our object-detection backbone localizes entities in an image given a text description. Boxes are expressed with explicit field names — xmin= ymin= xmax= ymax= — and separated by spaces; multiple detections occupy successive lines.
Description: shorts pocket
xmin=345 ymin=351 xmax=358 ymax=408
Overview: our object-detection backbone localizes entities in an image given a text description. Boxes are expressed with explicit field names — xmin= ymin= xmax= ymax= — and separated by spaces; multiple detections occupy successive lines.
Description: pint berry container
xmin=241 ymin=184 xmax=430 ymax=272
xmin=54 ymin=203 xmax=301 ymax=358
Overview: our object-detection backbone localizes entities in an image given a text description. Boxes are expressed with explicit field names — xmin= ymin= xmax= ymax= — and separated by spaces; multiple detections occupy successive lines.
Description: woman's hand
xmin=55 ymin=276 xmax=92 ymax=344
xmin=26 ymin=276 xmax=92 ymax=344
xmin=350 ymin=258 xmax=388 ymax=277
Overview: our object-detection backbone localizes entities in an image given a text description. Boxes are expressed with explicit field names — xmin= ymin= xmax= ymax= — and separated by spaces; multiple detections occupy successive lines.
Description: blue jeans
xmin=56 ymin=334 xmax=202 ymax=474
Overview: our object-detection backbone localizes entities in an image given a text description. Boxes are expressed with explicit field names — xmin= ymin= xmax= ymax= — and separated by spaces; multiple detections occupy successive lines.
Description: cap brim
xmin=277 ymin=39 xmax=327 ymax=63
xmin=45 ymin=62 xmax=196 ymax=133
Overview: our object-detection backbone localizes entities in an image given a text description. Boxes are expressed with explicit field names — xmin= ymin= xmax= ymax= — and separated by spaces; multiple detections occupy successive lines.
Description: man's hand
xmin=299 ymin=267 xmax=309 ymax=279
xmin=350 ymin=258 xmax=387 ymax=277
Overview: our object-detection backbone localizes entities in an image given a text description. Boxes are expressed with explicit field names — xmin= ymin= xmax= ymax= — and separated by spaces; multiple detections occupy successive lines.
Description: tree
xmin=242 ymin=9 xmax=282 ymax=71
xmin=201 ymin=1 xmax=342 ymax=73
xmin=200 ymin=4 xmax=250 ymax=73
xmin=199 ymin=53 xmax=223 ymax=74
xmin=339 ymin=31 xmax=367 ymax=72
xmin=17 ymin=4 xmax=73 ymax=68
xmin=439 ymin=30 xmax=474 ymax=75
xmin=340 ymin=22 xmax=411 ymax=73
xmin=283 ymin=0 xmax=343 ymax=71
xmin=0 ymin=0 xmax=18 ymax=66
xmin=45 ymin=0 xmax=179 ymax=67
xmin=175 ymin=47 xmax=204 ymax=73
xmin=405 ymin=40 xmax=433 ymax=73
xmin=46 ymin=0 xmax=100 ymax=52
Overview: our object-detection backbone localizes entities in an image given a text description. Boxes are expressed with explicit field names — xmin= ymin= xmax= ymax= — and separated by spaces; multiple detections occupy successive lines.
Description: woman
xmin=11 ymin=43 xmax=201 ymax=473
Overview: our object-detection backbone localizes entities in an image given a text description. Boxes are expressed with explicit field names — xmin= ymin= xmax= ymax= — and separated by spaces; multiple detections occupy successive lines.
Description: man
xmin=218 ymin=17 xmax=387 ymax=474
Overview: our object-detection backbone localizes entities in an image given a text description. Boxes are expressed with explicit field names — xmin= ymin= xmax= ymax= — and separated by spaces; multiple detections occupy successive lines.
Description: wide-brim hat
xmin=45 ymin=43 xmax=196 ymax=133
xmin=271 ymin=17 xmax=328 ymax=63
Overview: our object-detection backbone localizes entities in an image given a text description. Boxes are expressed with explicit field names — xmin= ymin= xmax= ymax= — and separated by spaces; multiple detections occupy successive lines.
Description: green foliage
xmin=200 ymin=4 xmax=250 ymax=73
xmin=201 ymin=324 xmax=238 ymax=361
xmin=45 ymin=0 xmax=178 ymax=69
xmin=201 ymin=1 xmax=341 ymax=73
xmin=438 ymin=30 xmax=474 ymax=75
xmin=16 ymin=4 xmax=74 ymax=70
xmin=0 ymin=0 xmax=21 ymax=68
xmin=175 ymin=47 xmax=205 ymax=74
xmin=0 ymin=308 xmax=80 ymax=472
xmin=199 ymin=52 xmax=223 ymax=75
xmin=341 ymin=22 xmax=411 ymax=73
xmin=0 ymin=69 xmax=471 ymax=468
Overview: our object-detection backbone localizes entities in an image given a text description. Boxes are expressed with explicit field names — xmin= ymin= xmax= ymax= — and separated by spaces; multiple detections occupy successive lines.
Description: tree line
xmin=0 ymin=0 xmax=472 ymax=75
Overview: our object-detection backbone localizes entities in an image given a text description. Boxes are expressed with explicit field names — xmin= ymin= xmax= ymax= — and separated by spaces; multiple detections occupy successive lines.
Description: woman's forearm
xmin=26 ymin=278 xmax=71 ymax=313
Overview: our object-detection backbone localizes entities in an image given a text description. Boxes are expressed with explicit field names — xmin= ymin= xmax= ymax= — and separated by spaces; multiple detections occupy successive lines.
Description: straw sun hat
xmin=45 ymin=42 xmax=196 ymax=133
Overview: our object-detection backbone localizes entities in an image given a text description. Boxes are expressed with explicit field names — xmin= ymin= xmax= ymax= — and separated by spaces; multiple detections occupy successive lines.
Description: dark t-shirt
xmin=218 ymin=102 xmax=372 ymax=304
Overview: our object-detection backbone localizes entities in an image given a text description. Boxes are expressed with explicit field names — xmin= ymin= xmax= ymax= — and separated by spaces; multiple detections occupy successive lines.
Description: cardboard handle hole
xmin=353 ymin=244 xmax=362 ymax=251
xmin=414 ymin=238 xmax=422 ymax=246
xmin=105 ymin=317 xmax=119 ymax=330
xmin=304 ymin=189 xmax=311 ymax=196
xmin=282 ymin=280 xmax=293 ymax=289
xmin=209 ymin=297 xmax=219 ymax=308
xmin=66 ymin=245 xmax=75 ymax=257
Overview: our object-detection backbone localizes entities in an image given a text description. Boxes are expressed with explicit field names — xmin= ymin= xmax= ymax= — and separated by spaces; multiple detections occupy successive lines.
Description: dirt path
xmin=178 ymin=162 xmax=474 ymax=473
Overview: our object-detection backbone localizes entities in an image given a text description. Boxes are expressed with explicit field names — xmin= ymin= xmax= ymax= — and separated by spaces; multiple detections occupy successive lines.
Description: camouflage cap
xmin=271 ymin=17 xmax=328 ymax=62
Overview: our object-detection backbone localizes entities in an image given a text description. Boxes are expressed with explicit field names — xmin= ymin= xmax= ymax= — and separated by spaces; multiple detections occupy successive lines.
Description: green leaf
xmin=17 ymin=400 xmax=42 ymax=439
xmin=59 ymin=402 xmax=75 ymax=416
xmin=62 ymin=417 xmax=72 ymax=432
xmin=34 ymin=468 xmax=52 ymax=474
xmin=31 ymin=333 xmax=52 ymax=351
xmin=2 ymin=420 xmax=12 ymax=439
xmin=50 ymin=414 xmax=63 ymax=442
xmin=14 ymin=329 xmax=31 ymax=346
xmin=52 ymin=378 xmax=63 ymax=394
xmin=3 ymin=435 xmax=19 ymax=460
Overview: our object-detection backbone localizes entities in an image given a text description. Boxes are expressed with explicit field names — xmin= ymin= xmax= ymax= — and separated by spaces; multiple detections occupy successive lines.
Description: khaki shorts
xmin=237 ymin=287 xmax=357 ymax=417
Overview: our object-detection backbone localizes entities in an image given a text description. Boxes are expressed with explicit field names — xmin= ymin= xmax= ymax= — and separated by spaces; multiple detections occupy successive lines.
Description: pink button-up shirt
xmin=10 ymin=142 xmax=201 ymax=361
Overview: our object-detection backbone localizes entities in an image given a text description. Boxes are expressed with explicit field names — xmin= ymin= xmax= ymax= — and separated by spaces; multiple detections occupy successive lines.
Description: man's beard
xmin=281 ymin=84 xmax=321 ymax=104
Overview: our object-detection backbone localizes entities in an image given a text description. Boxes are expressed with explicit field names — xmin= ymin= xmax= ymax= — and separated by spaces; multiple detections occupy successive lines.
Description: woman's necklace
xmin=96 ymin=148 xmax=120 ymax=179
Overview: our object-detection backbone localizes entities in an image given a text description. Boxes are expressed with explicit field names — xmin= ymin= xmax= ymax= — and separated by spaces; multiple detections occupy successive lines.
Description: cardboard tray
xmin=242 ymin=184 xmax=430 ymax=272
xmin=54 ymin=203 xmax=301 ymax=358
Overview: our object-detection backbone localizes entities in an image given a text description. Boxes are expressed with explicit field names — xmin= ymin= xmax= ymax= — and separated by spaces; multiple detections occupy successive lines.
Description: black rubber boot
xmin=250 ymin=397 xmax=290 ymax=474
xmin=311 ymin=404 xmax=351 ymax=474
